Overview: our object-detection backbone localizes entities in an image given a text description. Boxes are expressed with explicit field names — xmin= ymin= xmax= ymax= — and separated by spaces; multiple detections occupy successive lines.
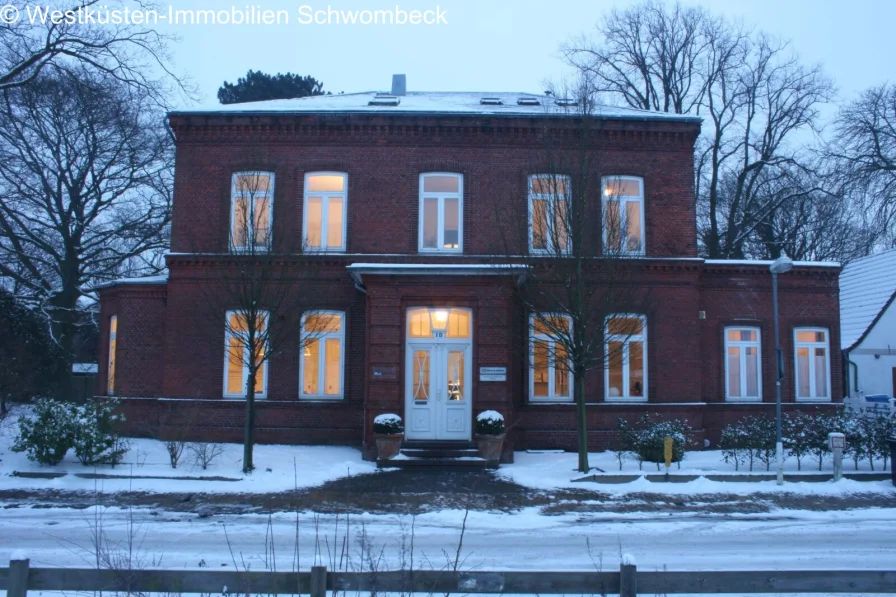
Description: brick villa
xmin=96 ymin=79 xmax=842 ymax=459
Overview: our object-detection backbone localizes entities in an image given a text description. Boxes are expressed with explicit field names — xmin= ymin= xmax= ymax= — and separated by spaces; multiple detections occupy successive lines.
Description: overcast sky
xmin=159 ymin=0 xmax=895 ymax=112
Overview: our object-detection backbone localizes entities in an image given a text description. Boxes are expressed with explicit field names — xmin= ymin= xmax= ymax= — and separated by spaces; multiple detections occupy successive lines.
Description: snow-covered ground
xmin=1 ymin=504 xmax=895 ymax=572
xmin=499 ymin=451 xmax=896 ymax=496
xmin=0 ymin=420 xmax=379 ymax=494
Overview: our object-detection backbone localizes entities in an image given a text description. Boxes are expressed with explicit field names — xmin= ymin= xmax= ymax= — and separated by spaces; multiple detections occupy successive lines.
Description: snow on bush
xmin=475 ymin=410 xmax=505 ymax=435
xmin=616 ymin=414 xmax=692 ymax=470
xmin=12 ymin=398 xmax=128 ymax=466
xmin=719 ymin=416 xmax=776 ymax=471
xmin=11 ymin=398 xmax=75 ymax=465
xmin=373 ymin=413 xmax=403 ymax=434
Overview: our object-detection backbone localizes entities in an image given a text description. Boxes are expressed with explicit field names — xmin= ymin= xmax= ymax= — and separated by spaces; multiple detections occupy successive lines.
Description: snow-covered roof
xmin=171 ymin=91 xmax=701 ymax=124
xmin=94 ymin=274 xmax=168 ymax=290
xmin=703 ymin=259 xmax=840 ymax=268
xmin=840 ymin=249 xmax=896 ymax=350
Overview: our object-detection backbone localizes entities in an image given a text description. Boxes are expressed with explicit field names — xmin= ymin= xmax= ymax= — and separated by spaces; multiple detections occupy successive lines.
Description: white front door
xmin=405 ymin=308 xmax=473 ymax=441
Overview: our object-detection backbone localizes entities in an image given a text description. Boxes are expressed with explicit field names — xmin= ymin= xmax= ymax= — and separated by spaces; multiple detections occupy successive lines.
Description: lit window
xmin=794 ymin=328 xmax=830 ymax=401
xmin=529 ymin=174 xmax=570 ymax=254
xmin=223 ymin=311 xmax=268 ymax=398
xmin=304 ymin=173 xmax=347 ymax=251
xmin=231 ymin=172 xmax=274 ymax=250
xmin=725 ymin=327 xmax=762 ymax=401
xmin=605 ymin=315 xmax=647 ymax=401
xmin=602 ymin=176 xmax=644 ymax=255
xmin=301 ymin=311 xmax=345 ymax=399
xmin=107 ymin=315 xmax=118 ymax=396
xmin=419 ymin=173 xmax=463 ymax=252
xmin=530 ymin=314 xmax=572 ymax=402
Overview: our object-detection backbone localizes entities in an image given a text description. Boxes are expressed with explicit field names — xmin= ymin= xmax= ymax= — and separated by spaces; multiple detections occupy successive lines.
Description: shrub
xmin=71 ymin=400 xmax=128 ymax=466
xmin=718 ymin=420 xmax=751 ymax=471
xmin=372 ymin=413 xmax=403 ymax=435
xmin=866 ymin=409 xmax=896 ymax=470
xmin=188 ymin=442 xmax=224 ymax=470
xmin=624 ymin=413 xmax=692 ymax=471
xmin=11 ymin=398 xmax=75 ymax=465
xmin=806 ymin=409 xmax=837 ymax=471
xmin=783 ymin=411 xmax=815 ymax=471
xmin=475 ymin=410 xmax=505 ymax=436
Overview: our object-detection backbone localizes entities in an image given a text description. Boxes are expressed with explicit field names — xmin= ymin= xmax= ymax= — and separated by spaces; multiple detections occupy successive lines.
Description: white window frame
xmin=724 ymin=326 xmax=762 ymax=402
xmin=528 ymin=174 xmax=571 ymax=255
xmin=601 ymin=175 xmax=645 ymax=256
xmin=418 ymin=173 xmax=463 ymax=253
xmin=107 ymin=315 xmax=118 ymax=396
xmin=222 ymin=310 xmax=269 ymax=400
xmin=303 ymin=172 xmax=348 ymax=252
xmin=604 ymin=314 xmax=648 ymax=402
xmin=794 ymin=327 xmax=832 ymax=402
xmin=529 ymin=314 xmax=573 ymax=403
xmin=230 ymin=171 xmax=275 ymax=251
xmin=299 ymin=311 xmax=346 ymax=400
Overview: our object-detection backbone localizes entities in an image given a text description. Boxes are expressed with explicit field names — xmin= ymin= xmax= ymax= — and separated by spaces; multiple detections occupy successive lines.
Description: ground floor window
xmin=107 ymin=315 xmax=118 ymax=395
xmin=795 ymin=327 xmax=830 ymax=401
xmin=529 ymin=314 xmax=572 ymax=402
xmin=301 ymin=311 xmax=345 ymax=399
xmin=223 ymin=311 xmax=268 ymax=398
xmin=725 ymin=327 xmax=761 ymax=401
xmin=605 ymin=315 xmax=647 ymax=401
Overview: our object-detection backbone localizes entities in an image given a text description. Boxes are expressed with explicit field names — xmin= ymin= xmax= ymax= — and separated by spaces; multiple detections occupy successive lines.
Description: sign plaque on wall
xmin=479 ymin=366 xmax=507 ymax=382
xmin=370 ymin=365 xmax=398 ymax=381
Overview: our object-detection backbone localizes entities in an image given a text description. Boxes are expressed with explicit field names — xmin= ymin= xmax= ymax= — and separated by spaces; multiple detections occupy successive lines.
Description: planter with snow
xmin=474 ymin=410 xmax=505 ymax=464
xmin=372 ymin=413 xmax=404 ymax=460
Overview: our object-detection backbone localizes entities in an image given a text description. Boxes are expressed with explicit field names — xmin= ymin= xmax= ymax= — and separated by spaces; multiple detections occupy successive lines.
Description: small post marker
xmin=9 ymin=556 xmax=30 ymax=597
xmin=828 ymin=432 xmax=845 ymax=482
xmin=663 ymin=436 xmax=673 ymax=480
xmin=620 ymin=554 xmax=637 ymax=597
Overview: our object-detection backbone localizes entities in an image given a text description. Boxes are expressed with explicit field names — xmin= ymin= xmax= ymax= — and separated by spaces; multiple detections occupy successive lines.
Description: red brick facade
xmin=96 ymin=101 xmax=842 ymax=458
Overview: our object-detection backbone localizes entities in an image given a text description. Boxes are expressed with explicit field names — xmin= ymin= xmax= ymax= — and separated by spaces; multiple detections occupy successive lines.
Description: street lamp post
xmin=770 ymin=254 xmax=793 ymax=485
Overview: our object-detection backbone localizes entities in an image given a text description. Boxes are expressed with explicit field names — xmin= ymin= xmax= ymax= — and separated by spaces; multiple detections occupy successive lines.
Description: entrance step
xmin=377 ymin=440 xmax=494 ymax=469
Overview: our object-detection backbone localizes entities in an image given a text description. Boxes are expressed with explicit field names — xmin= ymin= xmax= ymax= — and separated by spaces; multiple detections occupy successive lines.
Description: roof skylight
xmin=479 ymin=97 xmax=503 ymax=105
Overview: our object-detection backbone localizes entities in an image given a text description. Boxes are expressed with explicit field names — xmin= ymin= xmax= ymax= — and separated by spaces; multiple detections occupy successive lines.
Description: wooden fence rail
xmin=1 ymin=559 xmax=895 ymax=596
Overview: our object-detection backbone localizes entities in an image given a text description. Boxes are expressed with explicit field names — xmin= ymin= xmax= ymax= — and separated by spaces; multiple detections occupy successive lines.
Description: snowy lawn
xmin=0 ymin=410 xmax=378 ymax=494
xmin=497 ymin=450 xmax=896 ymax=495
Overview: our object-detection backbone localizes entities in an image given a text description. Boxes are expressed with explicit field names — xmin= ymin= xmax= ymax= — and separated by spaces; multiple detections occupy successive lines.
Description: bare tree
xmin=0 ymin=0 xmax=187 ymax=103
xmin=0 ymin=68 xmax=173 ymax=395
xmin=829 ymin=84 xmax=896 ymax=248
xmin=565 ymin=1 xmax=836 ymax=261
xmin=198 ymin=170 xmax=332 ymax=473
xmin=496 ymin=82 xmax=652 ymax=473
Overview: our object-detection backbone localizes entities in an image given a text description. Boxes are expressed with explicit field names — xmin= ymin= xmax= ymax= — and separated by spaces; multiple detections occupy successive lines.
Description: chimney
xmin=391 ymin=74 xmax=406 ymax=96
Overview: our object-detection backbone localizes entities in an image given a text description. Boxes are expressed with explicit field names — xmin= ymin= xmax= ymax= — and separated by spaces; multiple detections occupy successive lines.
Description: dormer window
xmin=419 ymin=173 xmax=463 ymax=253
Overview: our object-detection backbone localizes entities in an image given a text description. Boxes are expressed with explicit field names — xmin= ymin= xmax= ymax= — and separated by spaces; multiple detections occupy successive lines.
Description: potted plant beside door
xmin=373 ymin=413 xmax=404 ymax=460
xmin=475 ymin=411 xmax=505 ymax=465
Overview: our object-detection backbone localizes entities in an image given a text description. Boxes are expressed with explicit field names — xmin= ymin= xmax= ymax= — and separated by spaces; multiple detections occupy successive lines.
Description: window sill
xmin=725 ymin=398 xmax=763 ymax=403
xmin=605 ymin=397 xmax=648 ymax=403
xmin=222 ymin=395 xmax=267 ymax=400
xmin=528 ymin=399 xmax=574 ymax=405
xmin=299 ymin=396 xmax=345 ymax=401
xmin=795 ymin=398 xmax=832 ymax=403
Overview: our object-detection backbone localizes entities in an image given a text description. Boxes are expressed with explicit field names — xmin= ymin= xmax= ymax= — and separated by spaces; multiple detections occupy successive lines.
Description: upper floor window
xmin=231 ymin=172 xmax=274 ymax=250
xmin=107 ymin=315 xmax=118 ymax=396
xmin=725 ymin=327 xmax=761 ymax=401
xmin=794 ymin=328 xmax=830 ymax=401
xmin=530 ymin=314 xmax=573 ymax=402
xmin=419 ymin=173 xmax=463 ymax=253
xmin=602 ymin=176 xmax=644 ymax=255
xmin=304 ymin=172 xmax=347 ymax=252
xmin=300 ymin=311 xmax=345 ymax=399
xmin=529 ymin=174 xmax=570 ymax=254
xmin=224 ymin=311 xmax=268 ymax=399
xmin=605 ymin=315 xmax=647 ymax=401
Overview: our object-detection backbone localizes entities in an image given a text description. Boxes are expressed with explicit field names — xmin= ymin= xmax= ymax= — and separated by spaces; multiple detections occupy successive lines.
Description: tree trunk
xmin=243 ymin=368 xmax=257 ymax=473
xmin=575 ymin=373 xmax=590 ymax=473
xmin=48 ymin=291 xmax=78 ymax=401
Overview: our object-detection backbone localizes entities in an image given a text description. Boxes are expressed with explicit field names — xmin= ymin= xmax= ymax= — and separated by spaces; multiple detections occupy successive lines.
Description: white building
xmin=840 ymin=249 xmax=896 ymax=398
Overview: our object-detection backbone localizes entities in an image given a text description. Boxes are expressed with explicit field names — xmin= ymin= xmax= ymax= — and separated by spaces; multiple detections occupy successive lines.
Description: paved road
xmin=1 ymin=505 xmax=894 ymax=572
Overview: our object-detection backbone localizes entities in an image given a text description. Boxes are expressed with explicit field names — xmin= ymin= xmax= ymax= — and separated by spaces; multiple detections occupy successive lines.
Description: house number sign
xmin=479 ymin=366 xmax=506 ymax=382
